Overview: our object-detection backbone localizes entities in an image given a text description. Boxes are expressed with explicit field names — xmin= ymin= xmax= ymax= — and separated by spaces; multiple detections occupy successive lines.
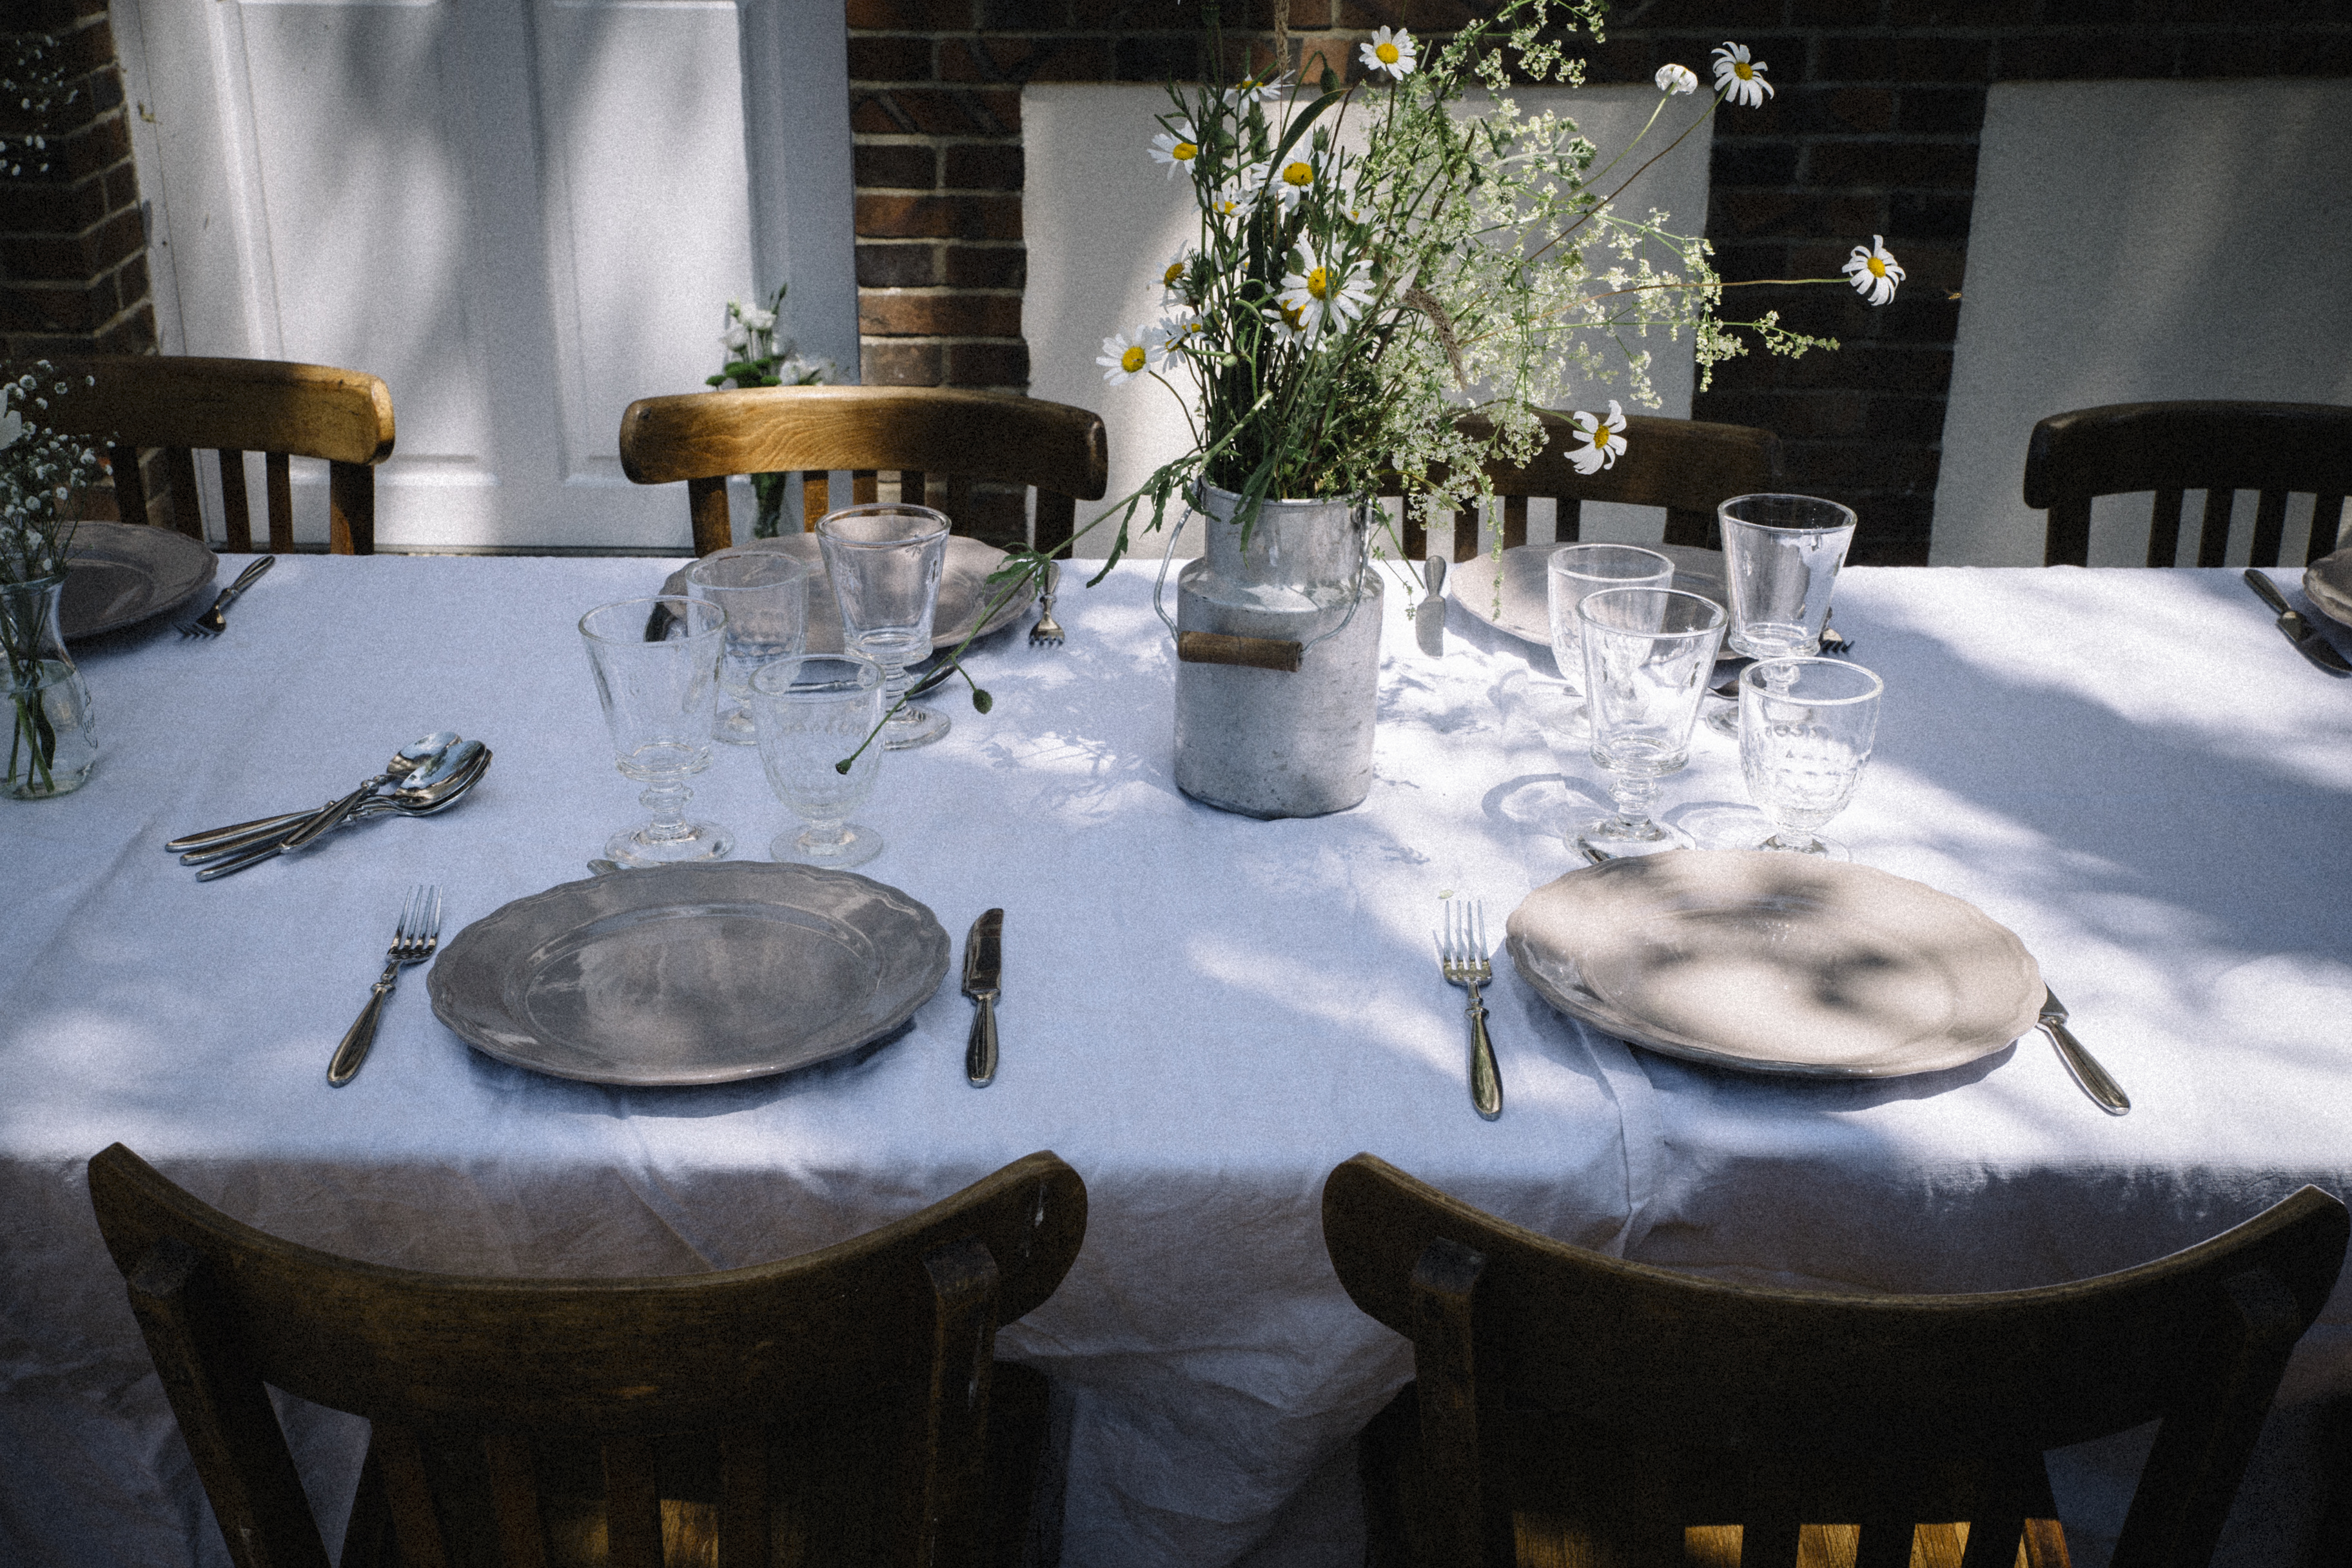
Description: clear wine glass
xmin=685 ymin=551 xmax=810 ymax=745
xmin=578 ymin=596 xmax=732 ymax=867
xmin=1738 ymin=656 xmax=1883 ymax=859
xmin=1545 ymin=544 xmax=1673 ymax=741
xmin=1573 ymin=586 xmax=1726 ymax=859
xmin=750 ymin=652 xmax=886 ymax=868
xmin=816 ymin=503 xmax=951 ymax=750
xmin=1705 ymin=493 xmax=1857 ymax=736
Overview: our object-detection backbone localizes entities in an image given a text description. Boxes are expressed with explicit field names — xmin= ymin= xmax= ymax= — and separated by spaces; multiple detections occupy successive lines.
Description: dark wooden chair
xmin=2023 ymin=401 xmax=2352 ymax=567
xmin=44 ymin=355 xmax=396 ymax=553
xmin=1393 ymin=411 xmax=1781 ymax=562
xmin=618 ymin=386 xmax=1109 ymax=558
xmin=1322 ymin=1152 xmax=2347 ymax=1568
xmin=88 ymin=1142 xmax=1088 ymax=1568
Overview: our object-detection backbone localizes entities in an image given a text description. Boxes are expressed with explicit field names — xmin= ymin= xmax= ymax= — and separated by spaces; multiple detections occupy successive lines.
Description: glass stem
xmin=638 ymin=777 xmax=694 ymax=842
xmin=1607 ymin=769 xmax=1657 ymax=831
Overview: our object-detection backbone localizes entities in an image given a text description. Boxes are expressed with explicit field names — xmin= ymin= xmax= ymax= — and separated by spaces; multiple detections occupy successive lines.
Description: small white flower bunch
xmin=0 ymin=366 xmax=106 ymax=586
xmin=708 ymin=286 xmax=830 ymax=391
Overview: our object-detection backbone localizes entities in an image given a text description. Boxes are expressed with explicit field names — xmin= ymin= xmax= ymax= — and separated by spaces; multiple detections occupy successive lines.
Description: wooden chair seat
xmin=1393 ymin=412 xmax=1781 ymax=561
xmin=88 ymin=1143 xmax=1087 ymax=1568
xmin=618 ymin=386 xmax=1108 ymax=556
xmin=2023 ymin=400 xmax=2352 ymax=567
xmin=45 ymin=355 xmax=396 ymax=553
xmin=1322 ymin=1153 xmax=2347 ymax=1568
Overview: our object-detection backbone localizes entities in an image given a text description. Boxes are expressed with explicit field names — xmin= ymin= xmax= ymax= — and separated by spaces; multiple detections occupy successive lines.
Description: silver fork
xmin=1437 ymin=899 xmax=1503 ymax=1120
xmin=181 ymin=555 xmax=276 ymax=638
xmin=327 ymin=885 xmax=442 ymax=1086
xmin=1029 ymin=560 xmax=1064 ymax=647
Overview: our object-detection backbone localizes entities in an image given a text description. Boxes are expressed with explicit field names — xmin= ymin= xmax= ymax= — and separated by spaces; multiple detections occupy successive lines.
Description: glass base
xmin=1701 ymin=701 xmax=1740 ymax=737
xmin=1756 ymin=832 xmax=1848 ymax=860
xmin=1573 ymin=814 xmax=1691 ymax=863
xmin=712 ymin=705 xmax=759 ymax=745
xmin=881 ymin=702 xmax=950 ymax=750
xmin=605 ymin=821 xmax=733 ymax=867
xmin=771 ymin=822 xmax=882 ymax=868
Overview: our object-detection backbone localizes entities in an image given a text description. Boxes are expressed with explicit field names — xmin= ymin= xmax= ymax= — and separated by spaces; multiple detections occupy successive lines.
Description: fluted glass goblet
xmin=751 ymin=652 xmax=886 ymax=868
xmin=686 ymin=551 xmax=810 ymax=745
xmin=816 ymin=503 xmax=950 ymax=749
xmin=1573 ymin=586 xmax=1725 ymax=860
xmin=1739 ymin=656 xmax=1883 ymax=859
xmin=578 ymin=596 xmax=732 ymax=867
xmin=1545 ymin=543 xmax=1674 ymax=741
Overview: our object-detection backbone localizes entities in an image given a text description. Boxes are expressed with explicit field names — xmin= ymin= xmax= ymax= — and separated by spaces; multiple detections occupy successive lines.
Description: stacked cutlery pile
xmin=166 ymin=731 xmax=491 ymax=881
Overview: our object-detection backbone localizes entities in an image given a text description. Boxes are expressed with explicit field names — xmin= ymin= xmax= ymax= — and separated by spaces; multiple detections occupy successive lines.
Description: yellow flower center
xmin=1280 ymin=302 xmax=1306 ymax=329
xmin=1172 ymin=141 xmax=1197 ymax=162
xmin=1121 ymin=345 xmax=1146 ymax=373
xmin=1734 ymin=61 xmax=1754 ymax=80
xmin=1376 ymin=41 xmax=1399 ymax=64
xmin=1164 ymin=261 xmax=1186 ymax=287
xmin=1283 ymin=161 xmax=1313 ymax=188
xmin=1591 ymin=426 xmax=1614 ymax=449
xmin=1867 ymin=255 xmax=1887 ymax=279
xmin=1307 ymin=266 xmax=1332 ymax=300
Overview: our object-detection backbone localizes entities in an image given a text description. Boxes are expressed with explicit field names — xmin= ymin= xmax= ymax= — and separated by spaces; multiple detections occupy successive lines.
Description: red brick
xmin=92 ymin=206 xmax=143 ymax=272
xmin=845 ymin=0 xmax=974 ymax=28
xmin=888 ymin=88 xmax=1019 ymax=136
xmin=1805 ymin=140 xmax=1979 ymax=191
xmin=948 ymin=340 xmax=1028 ymax=387
xmin=94 ymin=302 xmax=157 ymax=355
xmin=851 ymin=96 xmax=912 ymax=135
xmin=856 ymin=191 xmax=1022 ymax=241
xmin=1 ymin=231 xmax=92 ymax=280
xmin=863 ymin=340 xmax=945 ymax=385
xmin=103 ymin=161 xmax=141 ymax=213
xmin=858 ymin=291 xmax=1023 ymax=337
xmin=1023 ymin=39 xmax=1120 ymax=81
xmin=0 ymin=174 xmax=108 ymax=231
xmin=855 ymin=144 xmax=937 ymax=190
xmin=56 ymin=110 xmax=130 ymax=181
xmin=945 ymin=142 xmax=1022 ymax=190
xmin=858 ymin=243 xmax=940 ymax=288
xmin=848 ymin=35 xmax=934 ymax=82
xmin=944 ymin=246 xmax=1025 ymax=289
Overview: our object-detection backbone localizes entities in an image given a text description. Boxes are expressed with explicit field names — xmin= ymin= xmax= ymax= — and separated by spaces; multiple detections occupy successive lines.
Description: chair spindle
xmin=2249 ymin=489 xmax=2289 ymax=569
xmin=602 ymin=1435 xmax=664 ymax=1568
xmin=218 ymin=450 xmax=253 ymax=553
xmin=2313 ymin=496 xmax=2347 ymax=564
xmin=483 ymin=1431 xmax=552 ymax=1568
xmin=2148 ymin=489 xmax=2187 ymax=567
xmin=2196 ymin=487 xmax=2237 ymax=568
xmin=378 ymin=1423 xmax=456 ymax=1568
xmin=265 ymin=451 xmax=294 ymax=553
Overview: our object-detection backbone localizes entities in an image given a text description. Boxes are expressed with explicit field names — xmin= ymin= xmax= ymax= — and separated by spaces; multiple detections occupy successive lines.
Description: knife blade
xmin=2243 ymin=570 xmax=2352 ymax=676
xmin=1415 ymin=556 xmax=1447 ymax=657
xmin=962 ymin=908 xmax=1003 ymax=1087
xmin=2039 ymin=986 xmax=2129 ymax=1115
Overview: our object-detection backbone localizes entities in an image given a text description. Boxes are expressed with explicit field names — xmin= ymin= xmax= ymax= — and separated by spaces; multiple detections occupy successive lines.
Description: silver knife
xmin=2243 ymin=570 xmax=2352 ymax=676
xmin=963 ymin=908 xmax=1003 ymax=1087
xmin=1415 ymin=556 xmax=1447 ymax=657
xmin=2039 ymin=986 xmax=2128 ymax=1115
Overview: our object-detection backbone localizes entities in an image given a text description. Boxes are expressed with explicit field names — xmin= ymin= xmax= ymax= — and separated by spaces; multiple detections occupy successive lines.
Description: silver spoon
xmin=190 ymin=745 xmax=491 ymax=880
xmin=279 ymin=731 xmax=461 ymax=851
xmin=176 ymin=732 xmax=460 ymax=854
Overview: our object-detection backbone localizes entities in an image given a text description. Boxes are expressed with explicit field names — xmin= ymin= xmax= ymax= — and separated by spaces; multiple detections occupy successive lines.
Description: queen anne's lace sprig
xmin=0 ymin=367 xmax=105 ymax=587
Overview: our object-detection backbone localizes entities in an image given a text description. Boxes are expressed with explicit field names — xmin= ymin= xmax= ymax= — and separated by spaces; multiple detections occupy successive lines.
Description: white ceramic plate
xmin=1505 ymin=851 xmax=2043 ymax=1079
xmin=1448 ymin=543 xmax=1728 ymax=648
xmin=2303 ymin=549 xmax=2352 ymax=629
xmin=427 ymin=862 xmax=951 ymax=1086
xmin=662 ymin=534 xmax=1036 ymax=654
xmin=60 ymin=522 xmax=218 ymax=640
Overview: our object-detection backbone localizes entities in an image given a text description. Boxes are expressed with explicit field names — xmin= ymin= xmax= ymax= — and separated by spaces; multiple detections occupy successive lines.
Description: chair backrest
xmin=42 ymin=355 xmax=397 ymax=554
xmin=89 ymin=1142 xmax=1088 ymax=1568
xmin=1391 ymin=411 xmax=1781 ymax=561
xmin=1322 ymin=1152 xmax=2346 ymax=1568
xmin=618 ymin=386 xmax=1110 ymax=557
xmin=2023 ymin=400 xmax=2352 ymax=567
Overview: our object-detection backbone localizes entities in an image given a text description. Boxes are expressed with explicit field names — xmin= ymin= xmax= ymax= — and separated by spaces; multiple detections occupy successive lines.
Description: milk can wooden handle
xmin=1175 ymin=631 xmax=1304 ymax=672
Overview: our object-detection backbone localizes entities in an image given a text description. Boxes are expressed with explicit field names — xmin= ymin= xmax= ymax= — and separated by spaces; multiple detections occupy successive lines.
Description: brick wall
xmin=846 ymin=0 xmax=2350 ymax=563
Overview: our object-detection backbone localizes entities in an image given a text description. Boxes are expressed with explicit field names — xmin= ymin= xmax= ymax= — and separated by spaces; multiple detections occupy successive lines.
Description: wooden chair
xmin=1321 ymin=1152 xmax=2348 ymax=1568
xmin=2023 ymin=401 xmax=2352 ymax=567
xmin=88 ymin=1142 xmax=1088 ymax=1568
xmin=41 ymin=355 xmax=396 ymax=553
xmin=1393 ymin=412 xmax=1781 ymax=562
xmin=618 ymin=386 xmax=1109 ymax=558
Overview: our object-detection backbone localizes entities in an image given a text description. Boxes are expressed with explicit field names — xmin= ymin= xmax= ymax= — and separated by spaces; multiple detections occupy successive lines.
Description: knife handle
xmin=2043 ymin=1019 xmax=2130 ymax=1115
xmin=966 ymin=995 xmax=998 ymax=1087
xmin=2243 ymin=568 xmax=2291 ymax=616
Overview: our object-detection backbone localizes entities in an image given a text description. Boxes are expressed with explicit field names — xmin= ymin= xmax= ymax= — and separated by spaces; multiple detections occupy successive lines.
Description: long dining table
xmin=5 ymin=547 xmax=2351 ymax=1568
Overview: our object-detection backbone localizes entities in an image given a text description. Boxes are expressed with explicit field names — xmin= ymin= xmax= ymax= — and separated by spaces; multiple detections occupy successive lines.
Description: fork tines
xmin=400 ymin=884 xmax=445 ymax=953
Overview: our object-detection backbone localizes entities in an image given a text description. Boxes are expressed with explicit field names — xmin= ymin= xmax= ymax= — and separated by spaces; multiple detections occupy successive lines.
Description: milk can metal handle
xmin=1153 ymin=498 xmax=1373 ymax=657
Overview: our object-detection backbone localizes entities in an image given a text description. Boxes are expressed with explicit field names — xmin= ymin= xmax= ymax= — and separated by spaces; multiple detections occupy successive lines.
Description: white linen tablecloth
xmin=3 ymin=554 xmax=2349 ymax=1568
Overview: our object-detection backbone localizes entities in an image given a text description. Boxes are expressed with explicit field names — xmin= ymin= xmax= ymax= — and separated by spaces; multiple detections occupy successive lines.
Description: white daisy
xmin=1569 ymin=400 xmax=1628 ymax=475
xmin=1097 ymin=328 xmax=1163 ymax=385
xmin=1278 ymin=248 xmax=1374 ymax=340
xmin=1711 ymin=43 xmax=1772 ymax=108
xmin=1359 ymin=26 xmax=1417 ymax=81
xmin=1152 ymin=311 xmax=1205 ymax=357
xmin=1841 ymin=235 xmax=1905 ymax=306
xmin=1265 ymin=299 xmax=1312 ymax=348
xmin=1655 ymin=63 xmax=1698 ymax=95
xmin=1159 ymin=244 xmax=1197 ymax=300
xmin=1149 ymin=121 xmax=1202 ymax=179
xmin=1210 ymin=162 xmax=1268 ymax=218
xmin=1223 ymin=70 xmax=1295 ymax=107
xmin=1268 ymin=155 xmax=1322 ymax=211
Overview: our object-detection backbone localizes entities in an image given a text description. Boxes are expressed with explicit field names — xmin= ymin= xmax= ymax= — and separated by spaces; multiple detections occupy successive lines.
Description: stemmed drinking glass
xmin=1739 ymin=657 xmax=1883 ymax=859
xmin=751 ymin=652 xmax=886 ymax=868
xmin=1705 ymin=493 xmax=1857 ymax=736
xmin=1573 ymin=586 xmax=1726 ymax=860
xmin=685 ymin=551 xmax=810 ymax=745
xmin=578 ymin=596 xmax=732 ymax=867
xmin=1545 ymin=544 xmax=1674 ymax=741
xmin=816 ymin=503 xmax=951 ymax=750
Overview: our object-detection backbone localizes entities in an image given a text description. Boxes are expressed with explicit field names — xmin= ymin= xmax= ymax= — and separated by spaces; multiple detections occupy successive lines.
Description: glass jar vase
xmin=3 ymin=574 xmax=98 ymax=799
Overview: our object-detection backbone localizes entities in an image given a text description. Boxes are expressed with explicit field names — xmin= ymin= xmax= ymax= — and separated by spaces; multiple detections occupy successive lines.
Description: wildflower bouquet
xmin=707 ymin=285 xmax=834 ymax=538
xmin=1088 ymin=0 xmax=1903 ymax=558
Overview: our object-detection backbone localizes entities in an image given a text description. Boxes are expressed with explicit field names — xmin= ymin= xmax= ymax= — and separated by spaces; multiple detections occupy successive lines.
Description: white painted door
xmin=113 ymin=0 xmax=857 ymax=553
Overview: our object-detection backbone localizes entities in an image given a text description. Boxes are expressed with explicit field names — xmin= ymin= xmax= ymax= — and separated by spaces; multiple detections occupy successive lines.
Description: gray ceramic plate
xmin=1505 ymin=851 xmax=2043 ymax=1079
xmin=61 ymin=522 xmax=217 ymax=640
xmin=2304 ymin=549 xmax=2352 ymax=629
xmin=1449 ymin=543 xmax=1727 ymax=647
xmin=660 ymin=534 xmax=1036 ymax=654
xmin=427 ymin=862 xmax=951 ymax=1086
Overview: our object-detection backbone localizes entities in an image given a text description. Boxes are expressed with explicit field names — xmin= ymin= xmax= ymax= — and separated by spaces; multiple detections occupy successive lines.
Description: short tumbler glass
xmin=1573 ymin=586 xmax=1726 ymax=859
xmin=1546 ymin=544 xmax=1674 ymax=740
xmin=1718 ymin=493 xmax=1856 ymax=661
xmin=578 ymin=596 xmax=732 ymax=867
xmin=751 ymin=651 xmax=887 ymax=868
xmin=816 ymin=503 xmax=951 ymax=750
xmin=686 ymin=551 xmax=811 ymax=745
xmin=1738 ymin=656 xmax=1883 ymax=859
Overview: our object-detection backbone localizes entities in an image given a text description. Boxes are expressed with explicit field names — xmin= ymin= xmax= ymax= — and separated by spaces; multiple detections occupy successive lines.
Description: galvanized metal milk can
xmin=1154 ymin=485 xmax=1383 ymax=819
